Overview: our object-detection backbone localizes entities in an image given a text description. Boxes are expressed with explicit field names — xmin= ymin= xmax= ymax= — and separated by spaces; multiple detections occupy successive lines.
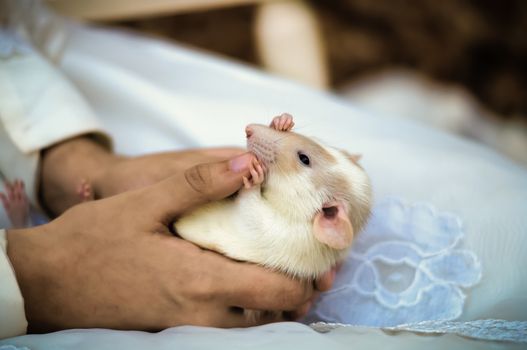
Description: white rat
xmin=174 ymin=114 xmax=372 ymax=280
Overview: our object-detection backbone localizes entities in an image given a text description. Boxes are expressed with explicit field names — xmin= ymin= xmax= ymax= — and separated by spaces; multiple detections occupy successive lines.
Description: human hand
xmin=39 ymin=135 xmax=244 ymax=216
xmin=91 ymin=147 xmax=245 ymax=200
xmin=98 ymin=112 xmax=296 ymax=197
xmin=8 ymin=155 xmax=329 ymax=332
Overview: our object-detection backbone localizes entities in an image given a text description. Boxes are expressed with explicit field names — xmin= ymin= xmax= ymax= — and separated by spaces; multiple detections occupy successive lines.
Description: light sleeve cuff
xmin=0 ymin=229 xmax=27 ymax=339
xmin=0 ymin=32 xmax=111 ymax=204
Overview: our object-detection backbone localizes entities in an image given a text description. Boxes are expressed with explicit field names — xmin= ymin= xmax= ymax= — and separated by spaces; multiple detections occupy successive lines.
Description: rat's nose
xmin=245 ymin=125 xmax=254 ymax=138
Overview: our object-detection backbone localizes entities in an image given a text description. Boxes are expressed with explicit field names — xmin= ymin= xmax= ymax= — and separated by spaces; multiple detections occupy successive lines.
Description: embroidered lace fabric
xmin=310 ymin=320 xmax=527 ymax=343
xmin=306 ymin=198 xmax=527 ymax=343
xmin=0 ymin=345 xmax=30 ymax=350
xmin=305 ymin=197 xmax=483 ymax=326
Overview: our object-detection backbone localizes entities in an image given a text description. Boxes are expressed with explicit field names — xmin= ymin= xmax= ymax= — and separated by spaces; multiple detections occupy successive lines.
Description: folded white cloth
xmin=1 ymin=6 xmax=526 ymax=349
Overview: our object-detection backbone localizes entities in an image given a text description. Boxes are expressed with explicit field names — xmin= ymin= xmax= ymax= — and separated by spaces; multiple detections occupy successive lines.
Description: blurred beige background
xmin=48 ymin=0 xmax=527 ymax=165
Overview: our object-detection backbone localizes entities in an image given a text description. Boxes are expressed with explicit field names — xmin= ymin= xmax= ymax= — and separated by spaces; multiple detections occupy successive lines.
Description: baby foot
xmin=270 ymin=113 xmax=294 ymax=132
xmin=0 ymin=179 xmax=30 ymax=228
xmin=242 ymin=157 xmax=265 ymax=189
xmin=77 ymin=179 xmax=94 ymax=202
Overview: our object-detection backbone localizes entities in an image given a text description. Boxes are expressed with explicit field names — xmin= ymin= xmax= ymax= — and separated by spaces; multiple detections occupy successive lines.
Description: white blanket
xmin=1 ymin=22 xmax=526 ymax=349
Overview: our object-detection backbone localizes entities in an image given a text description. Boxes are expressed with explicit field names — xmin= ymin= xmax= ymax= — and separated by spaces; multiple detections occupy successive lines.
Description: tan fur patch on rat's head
xmin=272 ymin=132 xmax=337 ymax=175
xmin=317 ymin=147 xmax=372 ymax=236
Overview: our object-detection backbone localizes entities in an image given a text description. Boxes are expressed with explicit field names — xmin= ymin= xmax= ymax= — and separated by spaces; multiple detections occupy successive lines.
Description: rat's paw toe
xmin=284 ymin=119 xmax=294 ymax=131
xmin=254 ymin=163 xmax=265 ymax=185
xmin=270 ymin=118 xmax=280 ymax=130
xmin=249 ymin=158 xmax=266 ymax=186
xmin=271 ymin=113 xmax=294 ymax=131
xmin=243 ymin=176 xmax=252 ymax=189
xmin=249 ymin=165 xmax=259 ymax=183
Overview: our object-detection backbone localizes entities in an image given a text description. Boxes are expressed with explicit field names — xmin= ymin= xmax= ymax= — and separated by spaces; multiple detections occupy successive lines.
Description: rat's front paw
xmin=243 ymin=157 xmax=265 ymax=189
xmin=270 ymin=113 xmax=294 ymax=132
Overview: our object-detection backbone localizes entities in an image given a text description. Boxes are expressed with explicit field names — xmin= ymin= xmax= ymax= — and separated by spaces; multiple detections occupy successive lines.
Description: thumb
xmin=184 ymin=152 xmax=256 ymax=201
xmin=142 ymin=152 xmax=255 ymax=221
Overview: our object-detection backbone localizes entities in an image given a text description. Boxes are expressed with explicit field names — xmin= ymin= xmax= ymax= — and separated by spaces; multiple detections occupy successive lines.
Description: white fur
xmin=175 ymin=127 xmax=371 ymax=278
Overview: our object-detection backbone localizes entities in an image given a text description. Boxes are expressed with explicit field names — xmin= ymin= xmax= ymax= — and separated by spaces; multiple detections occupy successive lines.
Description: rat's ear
xmin=349 ymin=153 xmax=362 ymax=163
xmin=313 ymin=201 xmax=354 ymax=249
xmin=340 ymin=150 xmax=362 ymax=164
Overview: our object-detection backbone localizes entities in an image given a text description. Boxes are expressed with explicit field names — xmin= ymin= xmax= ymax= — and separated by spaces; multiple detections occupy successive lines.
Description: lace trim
xmin=310 ymin=320 xmax=527 ymax=343
xmin=0 ymin=345 xmax=31 ymax=350
xmin=305 ymin=197 xmax=482 ymax=327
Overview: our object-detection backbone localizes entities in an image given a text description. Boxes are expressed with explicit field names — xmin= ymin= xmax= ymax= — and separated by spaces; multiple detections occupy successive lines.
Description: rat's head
xmin=246 ymin=124 xmax=372 ymax=252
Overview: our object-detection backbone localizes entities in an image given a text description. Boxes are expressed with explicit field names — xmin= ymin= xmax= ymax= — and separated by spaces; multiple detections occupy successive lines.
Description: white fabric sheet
xmin=1 ymin=20 xmax=526 ymax=349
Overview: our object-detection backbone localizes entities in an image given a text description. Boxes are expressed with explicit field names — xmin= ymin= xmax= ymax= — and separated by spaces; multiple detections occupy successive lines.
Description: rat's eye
xmin=298 ymin=152 xmax=310 ymax=166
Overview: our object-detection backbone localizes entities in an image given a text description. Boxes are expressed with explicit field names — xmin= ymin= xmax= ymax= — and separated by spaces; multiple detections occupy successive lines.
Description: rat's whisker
xmin=272 ymin=133 xmax=296 ymax=144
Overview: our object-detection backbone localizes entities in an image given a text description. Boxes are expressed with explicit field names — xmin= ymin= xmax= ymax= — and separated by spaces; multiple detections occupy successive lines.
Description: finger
xmin=211 ymin=308 xmax=261 ymax=328
xmin=315 ymin=266 xmax=337 ymax=292
xmin=261 ymin=161 xmax=267 ymax=174
xmin=219 ymin=263 xmax=313 ymax=311
xmin=198 ymin=147 xmax=245 ymax=159
xmin=288 ymin=299 xmax=313 ymax=320
xmin=19 ymin=181 xmax=26 ymax=200
xmin=15 ymin=180 xmax=23 ymax=201
xmin=243 ymin=176 xmax=251 ymax=189
xmin=7 ymin=183 xmax=15 ymax=201
xmin=256 ymin=163 xmax=264 ymax=179
xmin=211 ymin=309 xmax=256 ymax=328
xmin=12 ymin=180 xmax=20 ymax=201
xmin=0 ymin=193 xmax=9 ymax=209
xmin=249 ymin=164 xmax=259 ymax=183
xmin=141 ymin=153 xmax=256 ymax=221
xmin=140 ymin=148 xmax=245 ymax=176
xmin=201 ymin=307 xmax=281 ymax=328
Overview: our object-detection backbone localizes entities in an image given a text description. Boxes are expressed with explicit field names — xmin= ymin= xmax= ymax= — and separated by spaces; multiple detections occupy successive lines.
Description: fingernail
xmin=229 ymin=153 xmax=253 ymax=173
